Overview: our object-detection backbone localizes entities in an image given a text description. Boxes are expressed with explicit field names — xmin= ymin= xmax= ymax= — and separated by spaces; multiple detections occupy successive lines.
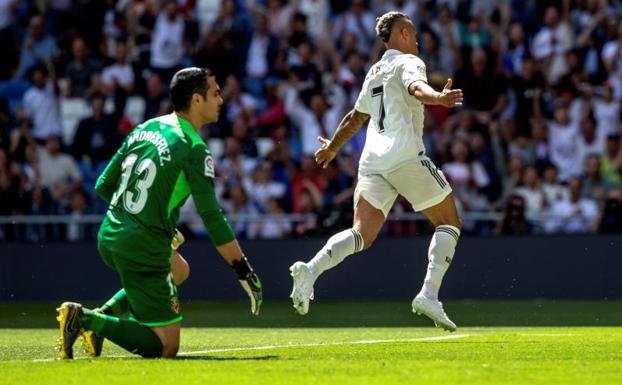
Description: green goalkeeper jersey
xmin=95 ymin=113 xmax=234 ymax=256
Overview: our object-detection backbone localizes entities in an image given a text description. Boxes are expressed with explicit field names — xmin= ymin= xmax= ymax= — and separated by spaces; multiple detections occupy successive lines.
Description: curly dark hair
xmin=375 ymin=11 xmax=409 ymax=43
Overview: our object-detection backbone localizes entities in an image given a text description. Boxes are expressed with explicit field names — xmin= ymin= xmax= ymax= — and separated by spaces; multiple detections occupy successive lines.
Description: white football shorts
xmin=354 ymin=157 xmax=452 ymax=217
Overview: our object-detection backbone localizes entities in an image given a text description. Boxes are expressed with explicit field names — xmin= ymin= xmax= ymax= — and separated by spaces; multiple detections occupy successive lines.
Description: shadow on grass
xmin=175 ymin=355 xmax=279 ymax=361
xmin=2 ymin=300 xmax=622 ymax=328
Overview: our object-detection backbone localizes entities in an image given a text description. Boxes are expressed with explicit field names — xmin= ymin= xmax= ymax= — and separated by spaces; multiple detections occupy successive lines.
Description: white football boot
xmin=289 ymin=262 xmax=315 ymax=315
xmin=412 ymin=293 xmax=457 ymax=332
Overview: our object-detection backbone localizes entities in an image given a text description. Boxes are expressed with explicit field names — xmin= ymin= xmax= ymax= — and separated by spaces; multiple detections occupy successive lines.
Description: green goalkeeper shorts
xmin=98 ymin=240 xmax=182 ymax=327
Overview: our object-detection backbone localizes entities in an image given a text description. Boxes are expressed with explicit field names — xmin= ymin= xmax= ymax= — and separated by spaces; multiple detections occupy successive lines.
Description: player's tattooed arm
xmin=315 ymin=109 xmax=369 ymax=168
xmin=409 ymin=78 xmax=463 ymax=108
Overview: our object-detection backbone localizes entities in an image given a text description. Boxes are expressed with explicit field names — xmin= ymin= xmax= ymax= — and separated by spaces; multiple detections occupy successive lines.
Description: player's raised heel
xmin=55 ymin=302 xmax=84 ymax=359
xmin=78 ymin=308 xmax=105 ymax=357
xmin=289 ymin=262 xmax=315 ymax=315
xmin=412 ymin=294 xmax=457 ymax=332
xmin=81 ymin=330 xmax=104 ymax=357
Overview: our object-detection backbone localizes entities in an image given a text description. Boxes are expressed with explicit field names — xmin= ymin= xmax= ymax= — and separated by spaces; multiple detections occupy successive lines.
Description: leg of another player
xmin=420 ymin=193 xmax=462 ymax=300
xmin=308 ymin=196 xmax=385 ymax=278
xmin=412 ymin=193 xmax=462 ymax=331
xmin=290 ymin=196 xmax=385 ymax=315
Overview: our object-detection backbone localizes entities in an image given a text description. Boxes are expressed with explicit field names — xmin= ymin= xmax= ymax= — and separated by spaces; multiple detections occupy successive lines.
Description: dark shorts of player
xmin=98 ymin=230 xmax=182 ymax=327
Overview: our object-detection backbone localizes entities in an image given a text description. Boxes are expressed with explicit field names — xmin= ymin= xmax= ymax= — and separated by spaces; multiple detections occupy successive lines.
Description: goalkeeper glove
xmin=171 ymin=229 xmax=185 ymax=250
xmin=231 ymin=257 xmax=263 ymax=315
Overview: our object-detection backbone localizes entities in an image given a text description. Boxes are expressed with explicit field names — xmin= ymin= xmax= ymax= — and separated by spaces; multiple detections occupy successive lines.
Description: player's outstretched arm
xmin=409 ymin=78 xmax=463 ymax=108
xmin=315 ymin=109 xmax=370 ymax=168
xmin=184 ymin=144 xmax=263 ymax=315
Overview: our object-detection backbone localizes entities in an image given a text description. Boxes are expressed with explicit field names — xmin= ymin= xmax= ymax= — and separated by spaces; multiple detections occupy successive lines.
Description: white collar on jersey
xmin=383 ymin=49 xmax=404 ymax=58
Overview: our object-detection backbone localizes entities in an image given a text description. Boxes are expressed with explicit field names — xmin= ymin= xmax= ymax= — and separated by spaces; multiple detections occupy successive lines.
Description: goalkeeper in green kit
xmin=55 ymin=68 xmax=263 ymax=359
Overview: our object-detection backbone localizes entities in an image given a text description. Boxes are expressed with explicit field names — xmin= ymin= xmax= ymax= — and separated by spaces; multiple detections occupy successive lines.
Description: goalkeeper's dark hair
xmin=375 ymin=11 xmax=410 ymax=43
xmin=170 ymin=67 xmax=214 ymax=112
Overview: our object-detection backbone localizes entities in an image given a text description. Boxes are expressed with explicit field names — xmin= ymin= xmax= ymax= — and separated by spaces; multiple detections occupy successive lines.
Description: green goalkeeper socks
xmin=99 ymin=289 xmax=129 ymax=316
xmin=79 ymin=308 xmax=163 ymax=358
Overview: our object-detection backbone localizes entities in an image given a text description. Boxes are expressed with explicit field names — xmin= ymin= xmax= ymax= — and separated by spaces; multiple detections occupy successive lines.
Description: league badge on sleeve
xmin=204 ymin=153 xmax=215 ymax=178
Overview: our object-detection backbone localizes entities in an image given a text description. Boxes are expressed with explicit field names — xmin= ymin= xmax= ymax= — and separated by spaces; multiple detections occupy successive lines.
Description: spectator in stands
xmin=321 ymin=157 xmax=355 ymax=217
xmin=284 ymin=79 xmax=345 ymax=156
xmin=265 ymin=0 xmax=295 ymax=40
xmin=218 ymin=137 xmax=257 ymax=185
xmin=495 ymin=194 xmax=532 ymax=235
xmin=418 ymin=29 xmax=454 ymax=77
xmin=546 ymin=177 xmax=599 ymax=234
xmin=0 ymin=0 xmax=18 ymax=81
xmin=578 ymin=113 xmax=603 ymax=165
xmin=532 ymin=6 xmax=574 ymax=84
xmin=541 ymin=163 xmax=570 ymax=206
xmin=292 ymin=155 xmax=324 ymax=214
xmin=254 ymin=198 xmax=292 ymax=239
xmin=220 ymin=183 xmax=259 ymax=239
xmin=510 ymin=57 xmax=546 ymax=134
xmin=66 ymin=188 xmax=91 ymax=242
xmin=37 ymin=135 xmax=82 ymax=212
xmin=293 ymin=188 xmax=321 ymax=236
xmin=547 ymin=102 xmax=583 ymax=181
xmin=14 ymin=14 xmax=58 ymax=81
xmin=430 ymin=5 xmax=460 ymax=72
xmin=297 ymin=0 xmax=329 ymax=41
xmin=514 ymin=166 xmax=546 ymax=221
xmin=243 ymin=11 xmax=280 ymax=97
xmin=601 ymin=133 xmax=622 ymax=187
xmin=21 ymin=65 xmax=61 ymax=142
xmin=243 ymin=161 xmax=287 ymax=212
xmin=332 ymin=0 xmax=376 ymax=57
xmin=601 ymin=22 xmax=622 ymax=100
xmin=150 ymin=0 xmax=187 ymax=86
xmin=591 ymin=83 xmax=620 ymax=143
xmin=221 ymin=75 xmax=257 ymax=130
xmin=142 ymin=73 xmax=171 ymax=121
xmin=442 ymin=139 xmax=491 ymax=212
xmin=63 ymin=37 xmax=102 ymax=98
xmin=502 ymin=22 xmax=529 ymax=76
xmin=289 ymin=41 xmax=323 ymax=106
xmin=454 ymin=48 xmax=509 ymax=119
xmin=597 ymin=189 xmax=622 ymax=233
xmin=99 ymin=39 xmax=135 ymax=112
xmin=458 ymin=14 xmax=492 ymax=50
xmin=582 ymin=154 xmax=613 ymax=201
xmin=72 ymin=92 xmax=122 ymax=183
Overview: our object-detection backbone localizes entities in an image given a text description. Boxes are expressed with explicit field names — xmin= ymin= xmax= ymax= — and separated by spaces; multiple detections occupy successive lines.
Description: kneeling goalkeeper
xmin=56 ymin=67 xmax=262 ymax=359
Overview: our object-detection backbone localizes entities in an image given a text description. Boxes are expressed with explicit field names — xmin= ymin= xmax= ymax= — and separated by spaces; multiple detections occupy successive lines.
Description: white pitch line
xmin=177 ymin=333 xmax=470 ymax=356
xmin=23 ymin=334 xmax=469 ymax=362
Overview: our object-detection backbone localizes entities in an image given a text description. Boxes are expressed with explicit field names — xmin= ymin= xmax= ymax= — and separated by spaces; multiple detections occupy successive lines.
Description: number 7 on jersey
xmin=371 ymin=85 xmax=386 ymax=133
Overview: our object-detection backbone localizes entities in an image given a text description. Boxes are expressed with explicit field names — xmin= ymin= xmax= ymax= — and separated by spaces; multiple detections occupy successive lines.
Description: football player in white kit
xmin=289 ymin=12 xmax=464 ymax=331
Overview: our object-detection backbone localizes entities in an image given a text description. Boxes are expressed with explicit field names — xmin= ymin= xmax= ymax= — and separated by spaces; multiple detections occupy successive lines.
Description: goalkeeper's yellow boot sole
xmin=55 ymin=302 xmax=83 ymax=359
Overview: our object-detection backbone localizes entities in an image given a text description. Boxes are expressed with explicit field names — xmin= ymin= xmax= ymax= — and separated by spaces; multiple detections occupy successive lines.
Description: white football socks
xmin=307 ymin=228 xmax=365 ymax=279
xmin=420 ymin=225 xmax=460 ymax=300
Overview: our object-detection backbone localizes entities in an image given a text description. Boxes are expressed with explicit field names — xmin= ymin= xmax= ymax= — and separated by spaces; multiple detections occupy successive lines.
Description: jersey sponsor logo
xmin=417 ymin=65 xmax=426 ymax=76
xmin=204 ymin=154 xmax=215 ymax=178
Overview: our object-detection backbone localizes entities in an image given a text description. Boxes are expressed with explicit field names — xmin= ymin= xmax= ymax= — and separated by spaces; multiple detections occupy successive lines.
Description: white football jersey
xmin=354 ymin=49 xmax=427 ymax=174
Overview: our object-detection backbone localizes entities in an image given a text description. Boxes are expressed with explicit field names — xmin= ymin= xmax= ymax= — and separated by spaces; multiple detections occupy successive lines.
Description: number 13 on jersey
xmin=111 ymin=153 xmax=158 ymax=214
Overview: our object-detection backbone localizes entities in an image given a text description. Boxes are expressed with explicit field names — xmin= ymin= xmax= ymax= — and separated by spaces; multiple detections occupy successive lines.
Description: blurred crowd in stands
xmin=1 ymin=0 xmax=622 ymax=242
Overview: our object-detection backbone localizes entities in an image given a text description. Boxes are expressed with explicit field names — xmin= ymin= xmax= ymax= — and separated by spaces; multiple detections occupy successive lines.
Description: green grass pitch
xmin=1 ymin=300 xmax=621 ymax=385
